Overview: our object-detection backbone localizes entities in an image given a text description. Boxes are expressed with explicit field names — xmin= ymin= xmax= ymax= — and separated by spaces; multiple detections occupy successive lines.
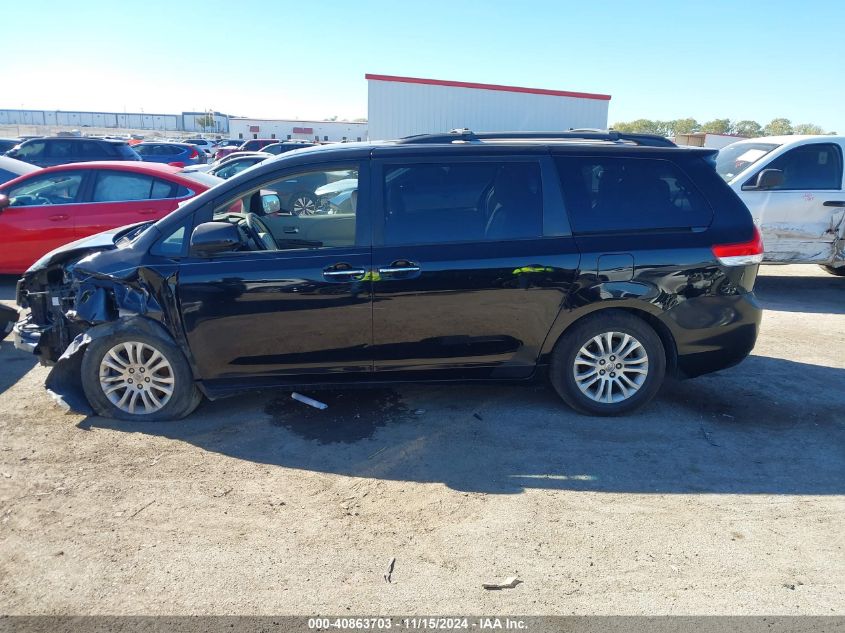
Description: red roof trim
xmin=365 ymin=73 xmax=611 ymax=101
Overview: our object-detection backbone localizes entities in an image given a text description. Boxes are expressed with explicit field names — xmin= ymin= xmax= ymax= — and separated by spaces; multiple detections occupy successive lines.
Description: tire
xmin=81 ymin=327 xmax=202 ymax=422
xmin=550 ymin=311 xmax=666 ymax=416
xmin=290 ymin=192 xmax=318 ymax=216
xmin=820 ymin=264 xmax=845 ymax=276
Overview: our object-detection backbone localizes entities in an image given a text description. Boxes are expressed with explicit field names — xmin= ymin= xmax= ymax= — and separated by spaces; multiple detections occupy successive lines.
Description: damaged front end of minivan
xmin=14 ymin=222 xmax=180 ymax=412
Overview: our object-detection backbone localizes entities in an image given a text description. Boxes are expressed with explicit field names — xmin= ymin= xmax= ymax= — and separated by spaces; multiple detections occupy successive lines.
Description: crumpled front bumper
xmin=13 ymin=313 xmax=52 ymax=360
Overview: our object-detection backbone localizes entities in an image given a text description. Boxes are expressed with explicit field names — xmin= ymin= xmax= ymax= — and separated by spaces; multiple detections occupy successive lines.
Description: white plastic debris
xmin=291 ymin=392 xmax=328 ymax=410
xmin=482 ymin=576 xmax=522 ymax=590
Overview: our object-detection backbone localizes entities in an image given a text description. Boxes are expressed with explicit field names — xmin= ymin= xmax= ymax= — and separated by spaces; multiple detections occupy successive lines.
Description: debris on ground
xmin=291 ymin=392 xmax=328 ymax=410
xmin=384 ymin=557 xmax=396 ymax=583
xmin=128 ymin=499 xmax=156 ymax=519
xmin=482 ymin=576 xmax=522 ymax=590
xmin=700 ymin=426 xmax=720 ymax=447
xmin=473 ymin=412 xmax=483 ymax=421
xmin=368 ymin=447 xmax=386 ymax=459
xmin=413 ymin=409 xmax=425 ymax=416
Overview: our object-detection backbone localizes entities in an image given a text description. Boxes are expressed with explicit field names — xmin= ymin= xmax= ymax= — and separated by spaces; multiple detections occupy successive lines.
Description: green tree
xmin=733 ymin=120 xmax=763 ymax=138
xmin=669 ymin=118 xmax=699 ymax=135
xmin=612 ymin=119 xmax=670 ymax=136
xmin=764 ymin=118 xmax=793 ymax=136
xmin=700 ymin=118 xmax=732 ymax=134
xmin=195 ymin=113 xmax=215 ymax=131
xmin=793 ymin=123 xmax=824 ymax=135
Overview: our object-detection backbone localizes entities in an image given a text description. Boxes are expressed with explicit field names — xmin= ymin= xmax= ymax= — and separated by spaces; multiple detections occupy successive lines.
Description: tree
xmin=764 ymin=118 xmax=793 ymax=136
xmin=733 ymin=120 xmax=763 ymax=138
xmin=669 ymin=118 xmax=699 ymax=135
xmin=700 ymin=118 xmax=732 ymax=134
xmin=793 ymin=123 xmax=824 ymax=135
xmin=195 ymin=113 xmax=215 ymax=131
xmin=611 ymin=119 xmax=670 ymax=136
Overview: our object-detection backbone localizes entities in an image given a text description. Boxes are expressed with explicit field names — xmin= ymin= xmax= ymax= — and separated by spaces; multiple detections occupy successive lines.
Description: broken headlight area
xmin=15 ymin=261 xmax=163 ymax=365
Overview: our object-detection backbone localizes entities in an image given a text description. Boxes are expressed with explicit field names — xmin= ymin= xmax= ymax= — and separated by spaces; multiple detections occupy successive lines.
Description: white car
xmin=184 ymin=138 xmax=217 ymax=158
xmin=716 ymin=135 xmax=845 ymax=275
xmin=0 ymin=155 xmax=40 ymax=185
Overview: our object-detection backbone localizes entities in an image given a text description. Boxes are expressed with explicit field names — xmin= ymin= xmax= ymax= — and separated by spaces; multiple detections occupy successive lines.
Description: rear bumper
xmin=668 ymin=292 xmax=762 ymax=378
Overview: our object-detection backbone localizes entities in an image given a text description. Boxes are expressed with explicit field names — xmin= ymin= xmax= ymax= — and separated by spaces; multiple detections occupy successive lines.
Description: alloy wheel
xmin=292 ymin=195 xmax=317 ymax=215
xmin=98 ymin=341 xmax=175 ymax=415
xmin=573 ymin=331 xmax=649 ymax=404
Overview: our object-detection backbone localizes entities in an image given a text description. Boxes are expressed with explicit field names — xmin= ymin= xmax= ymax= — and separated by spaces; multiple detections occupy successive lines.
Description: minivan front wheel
xmin=550 ymin=312 xmax=665 ymax=416
xmin=81 ymin=329 xmax=202 ymax=421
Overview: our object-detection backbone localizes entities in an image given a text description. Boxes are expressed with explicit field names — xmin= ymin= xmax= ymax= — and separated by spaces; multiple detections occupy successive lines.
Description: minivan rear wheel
xmin=550 ymin=312 xmax=665 ymax=416
xmin=820 ymin=264 xmax=845 ymax=277
xmin=81 ymin=328 xmax=202 ymax=422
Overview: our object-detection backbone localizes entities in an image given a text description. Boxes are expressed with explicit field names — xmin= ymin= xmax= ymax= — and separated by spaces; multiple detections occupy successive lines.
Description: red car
xmin=0 ymin=162 xmax=221 ymax=274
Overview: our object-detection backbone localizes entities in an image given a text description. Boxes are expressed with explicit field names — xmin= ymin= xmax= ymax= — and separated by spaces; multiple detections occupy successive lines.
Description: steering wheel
xmin=35 ymin=195 xmax=53 ymax=205
xmin=244 ymin=213 xmax=278 ymax=250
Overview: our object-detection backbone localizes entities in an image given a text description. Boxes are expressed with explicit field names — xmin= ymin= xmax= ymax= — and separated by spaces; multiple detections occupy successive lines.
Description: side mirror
xmin=189 ymin=221 xmax=242 ymax=256
xmin=745 ymin=168 xmax=785 ymax=191
xmin=261 ymin=193 xmax=281 ymax=214
xmin=0 ymin=194 xmax=9 ymax=212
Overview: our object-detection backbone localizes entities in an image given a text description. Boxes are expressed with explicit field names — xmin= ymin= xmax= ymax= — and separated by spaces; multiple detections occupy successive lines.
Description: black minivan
xmin=14 ymin=130 xmax=763 ymax=420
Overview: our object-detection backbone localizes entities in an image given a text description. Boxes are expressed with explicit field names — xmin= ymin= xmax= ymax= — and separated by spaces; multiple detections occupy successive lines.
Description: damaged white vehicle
xmin=716 ymin=135 xmax=845 ymax=275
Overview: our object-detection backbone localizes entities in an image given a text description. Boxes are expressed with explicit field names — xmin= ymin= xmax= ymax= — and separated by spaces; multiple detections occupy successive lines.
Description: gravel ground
xmin=0 ymin=265 xmax=842 ymax=615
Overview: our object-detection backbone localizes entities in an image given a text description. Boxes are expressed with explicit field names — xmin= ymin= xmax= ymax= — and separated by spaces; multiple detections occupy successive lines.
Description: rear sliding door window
xmin=555 ymin=156 xmax=712 ymax=233
xmin=383 ymin=161 xmax=542 ymax=244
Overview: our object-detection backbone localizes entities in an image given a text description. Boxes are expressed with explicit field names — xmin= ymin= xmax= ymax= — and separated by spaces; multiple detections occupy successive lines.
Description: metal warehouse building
xmin=366 ymin=74 xmax=611 ymax=140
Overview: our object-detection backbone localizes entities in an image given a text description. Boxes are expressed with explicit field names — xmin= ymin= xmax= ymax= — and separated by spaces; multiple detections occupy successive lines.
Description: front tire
xmin=550 ymin=311 xmax=666 ymax=416
xmin=820 ymin=264 xmax=845 ymax=276
xmin=81 ymin=328 xmax=202 ymax=422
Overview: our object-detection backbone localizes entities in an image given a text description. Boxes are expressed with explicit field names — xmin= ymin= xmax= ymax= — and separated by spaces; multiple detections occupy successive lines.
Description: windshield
xmin=715 ymin=142 xmax=779 ymax=182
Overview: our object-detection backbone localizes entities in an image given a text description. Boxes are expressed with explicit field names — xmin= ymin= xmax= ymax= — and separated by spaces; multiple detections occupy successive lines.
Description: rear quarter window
xmin=554 ymin=156 xmax=713 ymax=233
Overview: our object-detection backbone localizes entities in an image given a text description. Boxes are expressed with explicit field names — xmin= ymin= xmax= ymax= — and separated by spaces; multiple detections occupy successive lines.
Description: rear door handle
xmin=48 ymin=214 xmax=69 ymax=221
xmin=378 ymin=260 xmax=421 ymax=276
xmin=823 ymin=200 xmax=845 ymax=207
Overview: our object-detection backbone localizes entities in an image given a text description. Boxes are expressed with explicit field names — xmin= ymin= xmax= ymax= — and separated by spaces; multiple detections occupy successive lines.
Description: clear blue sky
xmin=3 ymin=0 xmax=843 ymax=131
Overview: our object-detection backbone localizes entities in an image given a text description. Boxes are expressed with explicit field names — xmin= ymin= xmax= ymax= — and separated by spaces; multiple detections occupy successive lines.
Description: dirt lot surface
xmin=0 ymin=265 xmax=843 ymax=615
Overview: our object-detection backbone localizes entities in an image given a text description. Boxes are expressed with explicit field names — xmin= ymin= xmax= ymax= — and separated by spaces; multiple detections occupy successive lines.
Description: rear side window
xmin=92 ymin=172 xmax=180 ymax=201
xmin=14 ymin=141 xmax=45 ymax=159
xmin=755 ymin=143 xmax=843 ymax=190
xmin=47 ymin=140 xmax=76 ymax=159
xmin=555 ymin=156 xmax=712 ymax=233
xmin=383 ymin=161 xmax=543 ymax=244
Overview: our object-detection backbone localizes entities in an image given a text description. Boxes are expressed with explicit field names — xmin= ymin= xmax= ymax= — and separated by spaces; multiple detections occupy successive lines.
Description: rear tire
xmin=550 ymin=311 xmax=666 ymax=416
xmin=81 ymin=327 xmax=202 ymax=422
xmin=820 ymin=264 xmax=845 ymax=276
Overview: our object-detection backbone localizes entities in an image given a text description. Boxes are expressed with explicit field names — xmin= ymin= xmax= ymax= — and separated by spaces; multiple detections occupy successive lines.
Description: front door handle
xmin=48 ymin=214 xmax=69 ymax=221
xmin=823 ymin=200 xmax=845 ymax=207
xmin=323 ymin=264 xmax=366 ymax=281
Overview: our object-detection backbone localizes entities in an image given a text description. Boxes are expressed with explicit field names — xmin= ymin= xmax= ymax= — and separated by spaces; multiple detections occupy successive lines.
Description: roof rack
xmin=395 ymin=128 xmax=676 ymax=148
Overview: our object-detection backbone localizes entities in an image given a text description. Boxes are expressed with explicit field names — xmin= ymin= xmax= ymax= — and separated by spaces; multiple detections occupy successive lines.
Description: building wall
xmin=227 ymin=119 xmax=368 ymax=142
xmin=367 ymin=75 xmax=610 ymax=140
xmin=0 ymin=109 xmax=228 ymax=133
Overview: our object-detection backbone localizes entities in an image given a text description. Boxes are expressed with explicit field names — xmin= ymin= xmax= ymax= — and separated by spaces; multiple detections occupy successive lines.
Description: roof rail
xmin=395 ymin=129 xmax=676 ymax=148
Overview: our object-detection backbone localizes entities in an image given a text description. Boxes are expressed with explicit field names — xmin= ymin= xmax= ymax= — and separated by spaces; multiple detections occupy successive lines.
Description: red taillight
xmin=712 ymin=226 xmax=764 ymax=266
xmin=189 ymin=148 xmax=199 ymax=158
